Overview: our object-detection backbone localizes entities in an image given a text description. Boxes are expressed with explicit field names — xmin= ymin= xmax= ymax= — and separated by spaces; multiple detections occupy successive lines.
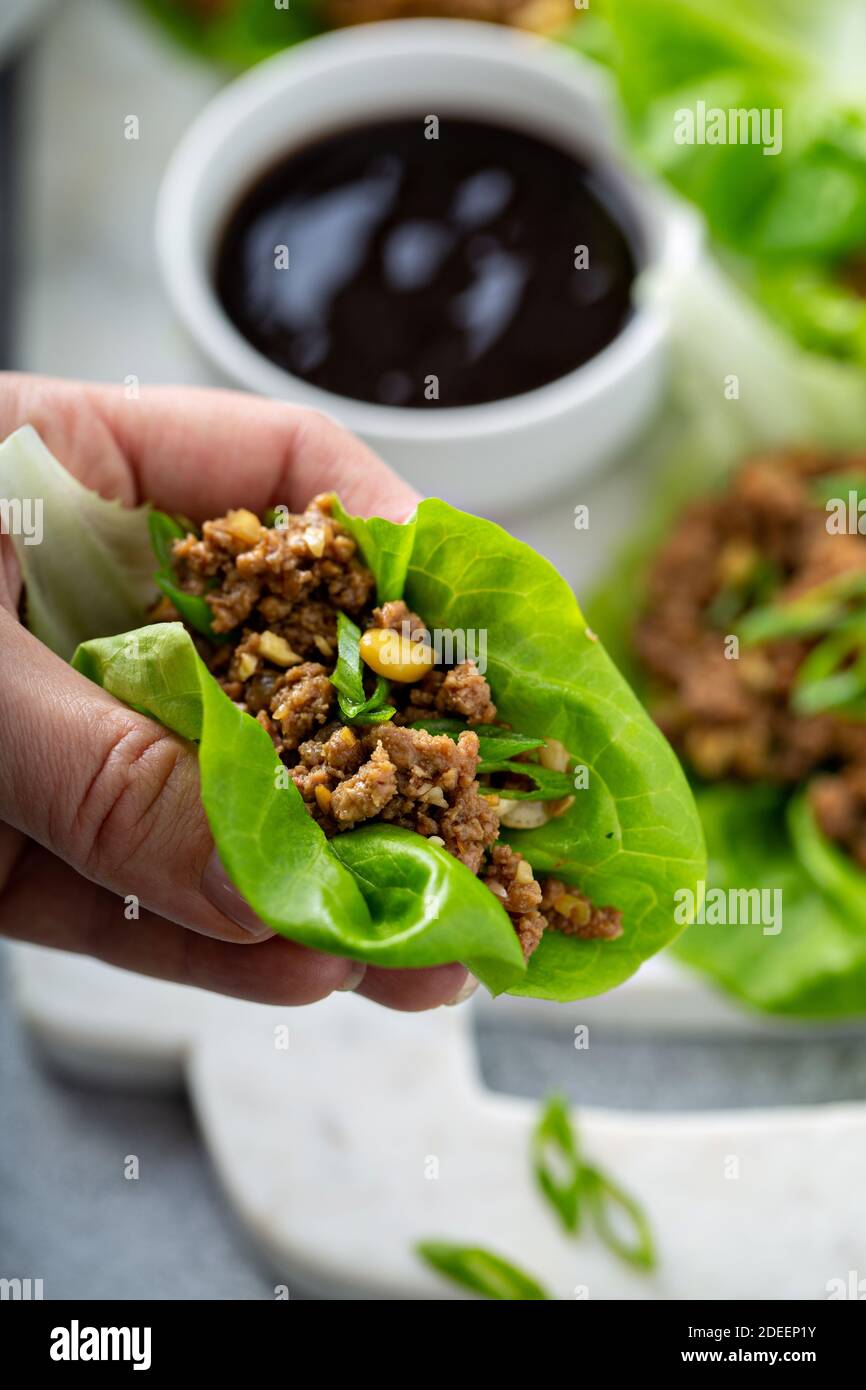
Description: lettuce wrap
xmin=0 ymin=425 xmax=704 ymax=1001
xmin=589 ymin=442 xmax=866 ymax=1019
xmin=564 ymin=0 xmax=866 ymax=376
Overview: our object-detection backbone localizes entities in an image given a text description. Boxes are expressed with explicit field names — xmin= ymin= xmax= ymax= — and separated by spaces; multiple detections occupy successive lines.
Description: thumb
xmin=0 ymin=609 xmax=272 ymax=943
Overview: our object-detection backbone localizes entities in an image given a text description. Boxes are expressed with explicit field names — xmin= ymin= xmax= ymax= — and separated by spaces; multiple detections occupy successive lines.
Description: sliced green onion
xmin=415 ymin=1241 xmax=550 ymax=1301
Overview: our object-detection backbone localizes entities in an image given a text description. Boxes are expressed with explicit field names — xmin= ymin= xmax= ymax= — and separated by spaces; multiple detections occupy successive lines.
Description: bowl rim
xmin=156 ymin=18 xmax=701 ymax=442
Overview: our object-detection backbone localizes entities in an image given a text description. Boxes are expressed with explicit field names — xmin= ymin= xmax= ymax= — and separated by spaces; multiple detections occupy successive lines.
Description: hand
xmin=0 ymin=375 xmax=475 ymax=1010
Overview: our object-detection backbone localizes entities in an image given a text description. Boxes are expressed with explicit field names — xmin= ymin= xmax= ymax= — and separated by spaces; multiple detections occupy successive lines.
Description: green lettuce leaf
xmin=787 ymin=788 xmax=866 ymax=932
xmin=399 ymin=500 xmax=705 ymax=1001
xmin=331 ymin=497 xmax=417 ymax=603
xmin=674 ymin=785 xmax=866 ymax=1017
xmin=0 ymin=426 xmax=155 ymax=659
xmin=72 ymin=623 xmax=525 ymax=995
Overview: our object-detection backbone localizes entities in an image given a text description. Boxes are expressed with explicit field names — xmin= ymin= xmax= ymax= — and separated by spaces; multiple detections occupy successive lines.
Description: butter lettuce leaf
xmin=331 ymin=497 xmax=417 ymax=604
xmin=0 ymin=426 xmax=155 ymax=660
xmin=675 ymin=785 xmax=866 ymax=1017
xmin=72 ymin=622 xmax=525 ymax=994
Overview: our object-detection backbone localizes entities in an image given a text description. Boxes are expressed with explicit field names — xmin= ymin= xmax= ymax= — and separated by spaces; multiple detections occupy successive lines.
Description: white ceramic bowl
xmin=156 ymin=19 xmax=700 ymax=512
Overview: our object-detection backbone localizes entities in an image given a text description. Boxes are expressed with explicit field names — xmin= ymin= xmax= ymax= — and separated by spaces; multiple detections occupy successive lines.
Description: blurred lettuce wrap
xmin=589 ymin=436 xmax=866 ymax=1019
xmin=565 ymin=0 xmax=866 ymax=375
xmin=133 ymin=0 xmax=575 ymax=70
xmin=0 ymin=425 xmax=704 ymax=1002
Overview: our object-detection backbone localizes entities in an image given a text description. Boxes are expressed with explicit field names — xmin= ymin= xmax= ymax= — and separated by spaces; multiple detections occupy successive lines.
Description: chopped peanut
xmin=303 ymin=525 xmax=326 ymax=559
xmin=539 ymin=737 xmax=570 ymax=772
xmin=237 ymin=651 xmax=258 ymax=681
xmin=498 ymin=799 xmax=549 ymax=829
xmin=223 ymin=508 xmax=263 ymax=546
xmin=315 ymin=785 xmax=332 ymax=813
xmin=258 ymin=631 xmax=303 ymax=666
xmin=422 ymin=786 xmax=448 ymax=807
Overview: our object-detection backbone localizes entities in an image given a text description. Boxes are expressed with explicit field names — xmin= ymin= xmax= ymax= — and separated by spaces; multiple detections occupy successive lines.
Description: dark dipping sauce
xmin=215 ymin=116 xmax=640 ymax=409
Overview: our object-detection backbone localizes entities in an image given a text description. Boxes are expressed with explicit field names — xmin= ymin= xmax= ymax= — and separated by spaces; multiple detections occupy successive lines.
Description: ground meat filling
xmin=484 ymin=845 xmax=546 ymax=959
xmin=173 ymin=496 xmax=374 ymax=636
xmin=396 ymin=663 xmax=498 ymax=725
xmin=540 ymin=878 xmax=625 ymax=943
xmin=635 ymin=449 xmax=866 ymax=866
xmin=163 ymin=500 xmax=622 ymax=959
xmin=810 ymin=768 xmax=866 ymax=871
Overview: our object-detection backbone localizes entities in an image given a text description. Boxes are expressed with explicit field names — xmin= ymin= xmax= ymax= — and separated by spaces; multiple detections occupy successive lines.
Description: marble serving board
xmin=11 ymin=941 xmax=866 ymax=1300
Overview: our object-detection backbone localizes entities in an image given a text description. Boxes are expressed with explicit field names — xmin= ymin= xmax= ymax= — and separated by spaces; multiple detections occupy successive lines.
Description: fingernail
xmin=445 ymin=973 xmax=479 ymax=1007
xmin=202 ymin=849 xmax=274 ymax=940
xmin=338 ymin=961 xmax=367 ymax=993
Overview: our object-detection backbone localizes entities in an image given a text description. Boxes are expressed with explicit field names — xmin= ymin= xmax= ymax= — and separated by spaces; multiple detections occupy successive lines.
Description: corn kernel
xmin=359 ymin=626 xmax=435 ymax=683
xmin=315 ymin=784 xmax=332 ymax=813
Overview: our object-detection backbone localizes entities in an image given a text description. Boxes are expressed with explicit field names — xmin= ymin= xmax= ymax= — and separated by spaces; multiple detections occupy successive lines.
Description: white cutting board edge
xmin=10 ymin=941 xmax=866 ymax=1300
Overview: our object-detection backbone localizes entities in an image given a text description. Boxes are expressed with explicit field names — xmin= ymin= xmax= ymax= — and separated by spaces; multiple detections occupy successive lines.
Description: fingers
xmin=99 ymin=383 xmax=422 ymax=523
xmin=0 ymin=611 xmax=264 ymax=945
xmin=357 ymin=963 xmax=473 ymax=1012
xmin=0 ymin=841 xmax=359 ymax=1005
xmin=0 ymin=840 xmax=473 ymax=1011
xmin=0 ymin=373 xmax=420 ymax=523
